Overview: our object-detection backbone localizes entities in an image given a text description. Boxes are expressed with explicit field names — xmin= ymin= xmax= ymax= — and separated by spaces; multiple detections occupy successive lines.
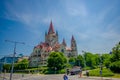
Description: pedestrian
xmin=79 ymin=68 xmax=82 ymax=78
xmin=22 ymin=74 xmax=24 ymax=77
xmin=86 ymin=70 xmax=89 ymax=77
xmin=63 ymin=74 xmax=68 ymax=80
xmin=66 ymin=69 xmax=69 ymax=75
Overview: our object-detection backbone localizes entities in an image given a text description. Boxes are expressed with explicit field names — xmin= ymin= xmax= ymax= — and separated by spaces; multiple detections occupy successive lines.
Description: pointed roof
xmin=48 ymin=21 xmax=55 ymax=34
xmin=62 ymin=38 xmax=66 ymax=46
xmin=71 ymin=35 xmax=75 ymax=41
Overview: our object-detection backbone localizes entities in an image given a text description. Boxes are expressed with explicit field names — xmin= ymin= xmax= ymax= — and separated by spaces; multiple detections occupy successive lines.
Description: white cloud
xmin=65 ymin=0 xmax=88 ymax=17
xmin=101 ymin=28 xmax=120 ymax=40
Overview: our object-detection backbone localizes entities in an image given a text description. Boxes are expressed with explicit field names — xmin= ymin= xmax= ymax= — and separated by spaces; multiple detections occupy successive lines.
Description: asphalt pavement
xmin=0 ymin=73 xmax=120 ymax=80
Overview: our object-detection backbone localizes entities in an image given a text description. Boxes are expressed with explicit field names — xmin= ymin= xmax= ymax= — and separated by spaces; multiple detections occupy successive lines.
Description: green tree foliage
xmin=76 ymin=55 xmax=84 ymax=67
xmin=84 ymin=52 xmax=93 ymax=67
xmin=14 ymin=59 xmax=29 ymax=70
xmin=110 ymin=61 xmax=120 ymax=73
xmin=3 ymin=59 xmax=29 ymax=72
xmin=94 ymin=54 xmax=100 ymax=67
xmin=111 ymin=42 xmax=120 ymax=62
xmin=69 ymin=57 xmax=76 ymax=66
xmin=3 ymin=64 xmax=11 ymax=72
xmin=84 ymin=52 xmax=99 ymax=68
xmin=47 ymin=52 xmax=67 ymax=70
xmin=109 ymin=42 xmax=120 ymax=73
xmin=102 ymin=54 xmax=111 ymax=68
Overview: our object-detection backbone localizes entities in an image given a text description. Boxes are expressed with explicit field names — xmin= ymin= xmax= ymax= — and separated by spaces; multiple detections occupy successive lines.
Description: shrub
xmin=58 ymin=69 xmax=65 ymax=74
xmin=89 ymin=68 xmax=114 ymax=77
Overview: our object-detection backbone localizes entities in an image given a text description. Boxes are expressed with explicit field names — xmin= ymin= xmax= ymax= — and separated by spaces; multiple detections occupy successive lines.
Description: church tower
xmin=71 ymin=35 xmax=78 ymax=57
xmin=62 ymin=38 xmax=67 ymax=47
xmin=29 ymin=21 xmax=79 ymax=67
xmin=45 ymin=21 xmax=58 ymax=46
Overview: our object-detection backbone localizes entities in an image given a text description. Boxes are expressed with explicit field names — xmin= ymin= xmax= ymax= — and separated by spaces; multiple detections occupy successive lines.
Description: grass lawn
xmin=89 ymin=68 xmax=114 ymax=77
xmin=89 ymin=68 xmax=120 ymax=78
xmin=112 ymin=74 xmax=120 ymax=78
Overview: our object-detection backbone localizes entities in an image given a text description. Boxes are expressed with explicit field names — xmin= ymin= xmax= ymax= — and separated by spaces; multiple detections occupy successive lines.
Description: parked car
xmin=70 ymin=66 xmax=81 ymax=75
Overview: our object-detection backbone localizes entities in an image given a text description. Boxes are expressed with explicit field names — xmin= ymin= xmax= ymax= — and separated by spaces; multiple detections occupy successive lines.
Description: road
xmin=0 ymin=73 xmax=120 ymax=80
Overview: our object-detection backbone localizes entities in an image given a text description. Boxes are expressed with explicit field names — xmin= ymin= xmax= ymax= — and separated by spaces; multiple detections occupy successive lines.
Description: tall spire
xmin=48 ymin=21 xmax=55 ymax=34
xmin=71 ymin=35 xmax=75 ymax=47
xmin=62 ymin=38 xmax=66 ymax=46
xmin=71 ymin=35 xmax=75 ymax=41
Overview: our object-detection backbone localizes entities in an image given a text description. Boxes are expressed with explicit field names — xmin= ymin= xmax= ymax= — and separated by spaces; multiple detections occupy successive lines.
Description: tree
xmin=110 ymin=61 xmax=120 ymax=73
xmin=102 ymin=53 xmax=111 ymax=68
xmin=14 ymin=59 xmax=29 ymax=70
xmin=109 ymin=42 xmax=120 ymax=73
xmin=47 ymin=52 xmax=67 ymax=70
xmin=69 ymin=57 xmax=76 ymax=66
xmin=76 ymin=55 xmax=84 ymax=67
xmin=111 ymin=42 xmax=120 ymax=62
xmin=92 ymin=54 xmax=100 ymax=68
xmin=84 ymin=52 xmax=94 ymax=67
xmin=83 ymin=52 xmax=100 ymax=69
xmin=3 ymin=64 xmax=11 ymax=72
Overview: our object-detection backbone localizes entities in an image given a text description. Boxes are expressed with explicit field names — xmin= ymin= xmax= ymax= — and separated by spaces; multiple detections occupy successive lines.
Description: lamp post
xmin=5 ymin=40 xmax=25 ymax=80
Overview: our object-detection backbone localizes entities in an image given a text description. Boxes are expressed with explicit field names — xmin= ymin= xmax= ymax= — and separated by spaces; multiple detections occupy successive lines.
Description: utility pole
xmin=5 ymin=40 xmax=25 ymax=80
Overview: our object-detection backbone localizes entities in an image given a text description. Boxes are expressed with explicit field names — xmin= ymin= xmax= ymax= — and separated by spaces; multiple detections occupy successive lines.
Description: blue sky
xmin=0 ymin=0 xmax=120 ymax=57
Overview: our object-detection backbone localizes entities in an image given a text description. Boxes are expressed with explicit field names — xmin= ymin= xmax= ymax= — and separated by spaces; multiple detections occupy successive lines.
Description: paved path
xmin=0 ymin=73 xmax=120 ymax=80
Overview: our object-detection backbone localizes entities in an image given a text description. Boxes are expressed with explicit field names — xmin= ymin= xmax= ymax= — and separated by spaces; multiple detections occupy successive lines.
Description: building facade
xmin=29 ymin=21 xmax=78 ymax=67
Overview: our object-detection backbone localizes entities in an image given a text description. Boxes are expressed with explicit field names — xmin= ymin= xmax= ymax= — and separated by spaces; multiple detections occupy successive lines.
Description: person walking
xmin=86 ymin=70 xmax=89 ymax=77
xmin=63 ymin=74 xmax=68 ymax=80
xmin=79 ymin=67 xmax=82 ymax=78
xmin=66 ymin=69 xmax=69 ymax=75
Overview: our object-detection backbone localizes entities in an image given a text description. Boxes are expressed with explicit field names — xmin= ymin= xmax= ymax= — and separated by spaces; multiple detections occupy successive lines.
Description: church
xmin=29 ymin=21 xmax=78 ymax=67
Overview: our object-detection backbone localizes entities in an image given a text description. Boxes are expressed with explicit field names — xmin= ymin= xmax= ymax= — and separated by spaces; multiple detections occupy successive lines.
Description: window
xmin=61 ymin=49 xmax=64 ymax=53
